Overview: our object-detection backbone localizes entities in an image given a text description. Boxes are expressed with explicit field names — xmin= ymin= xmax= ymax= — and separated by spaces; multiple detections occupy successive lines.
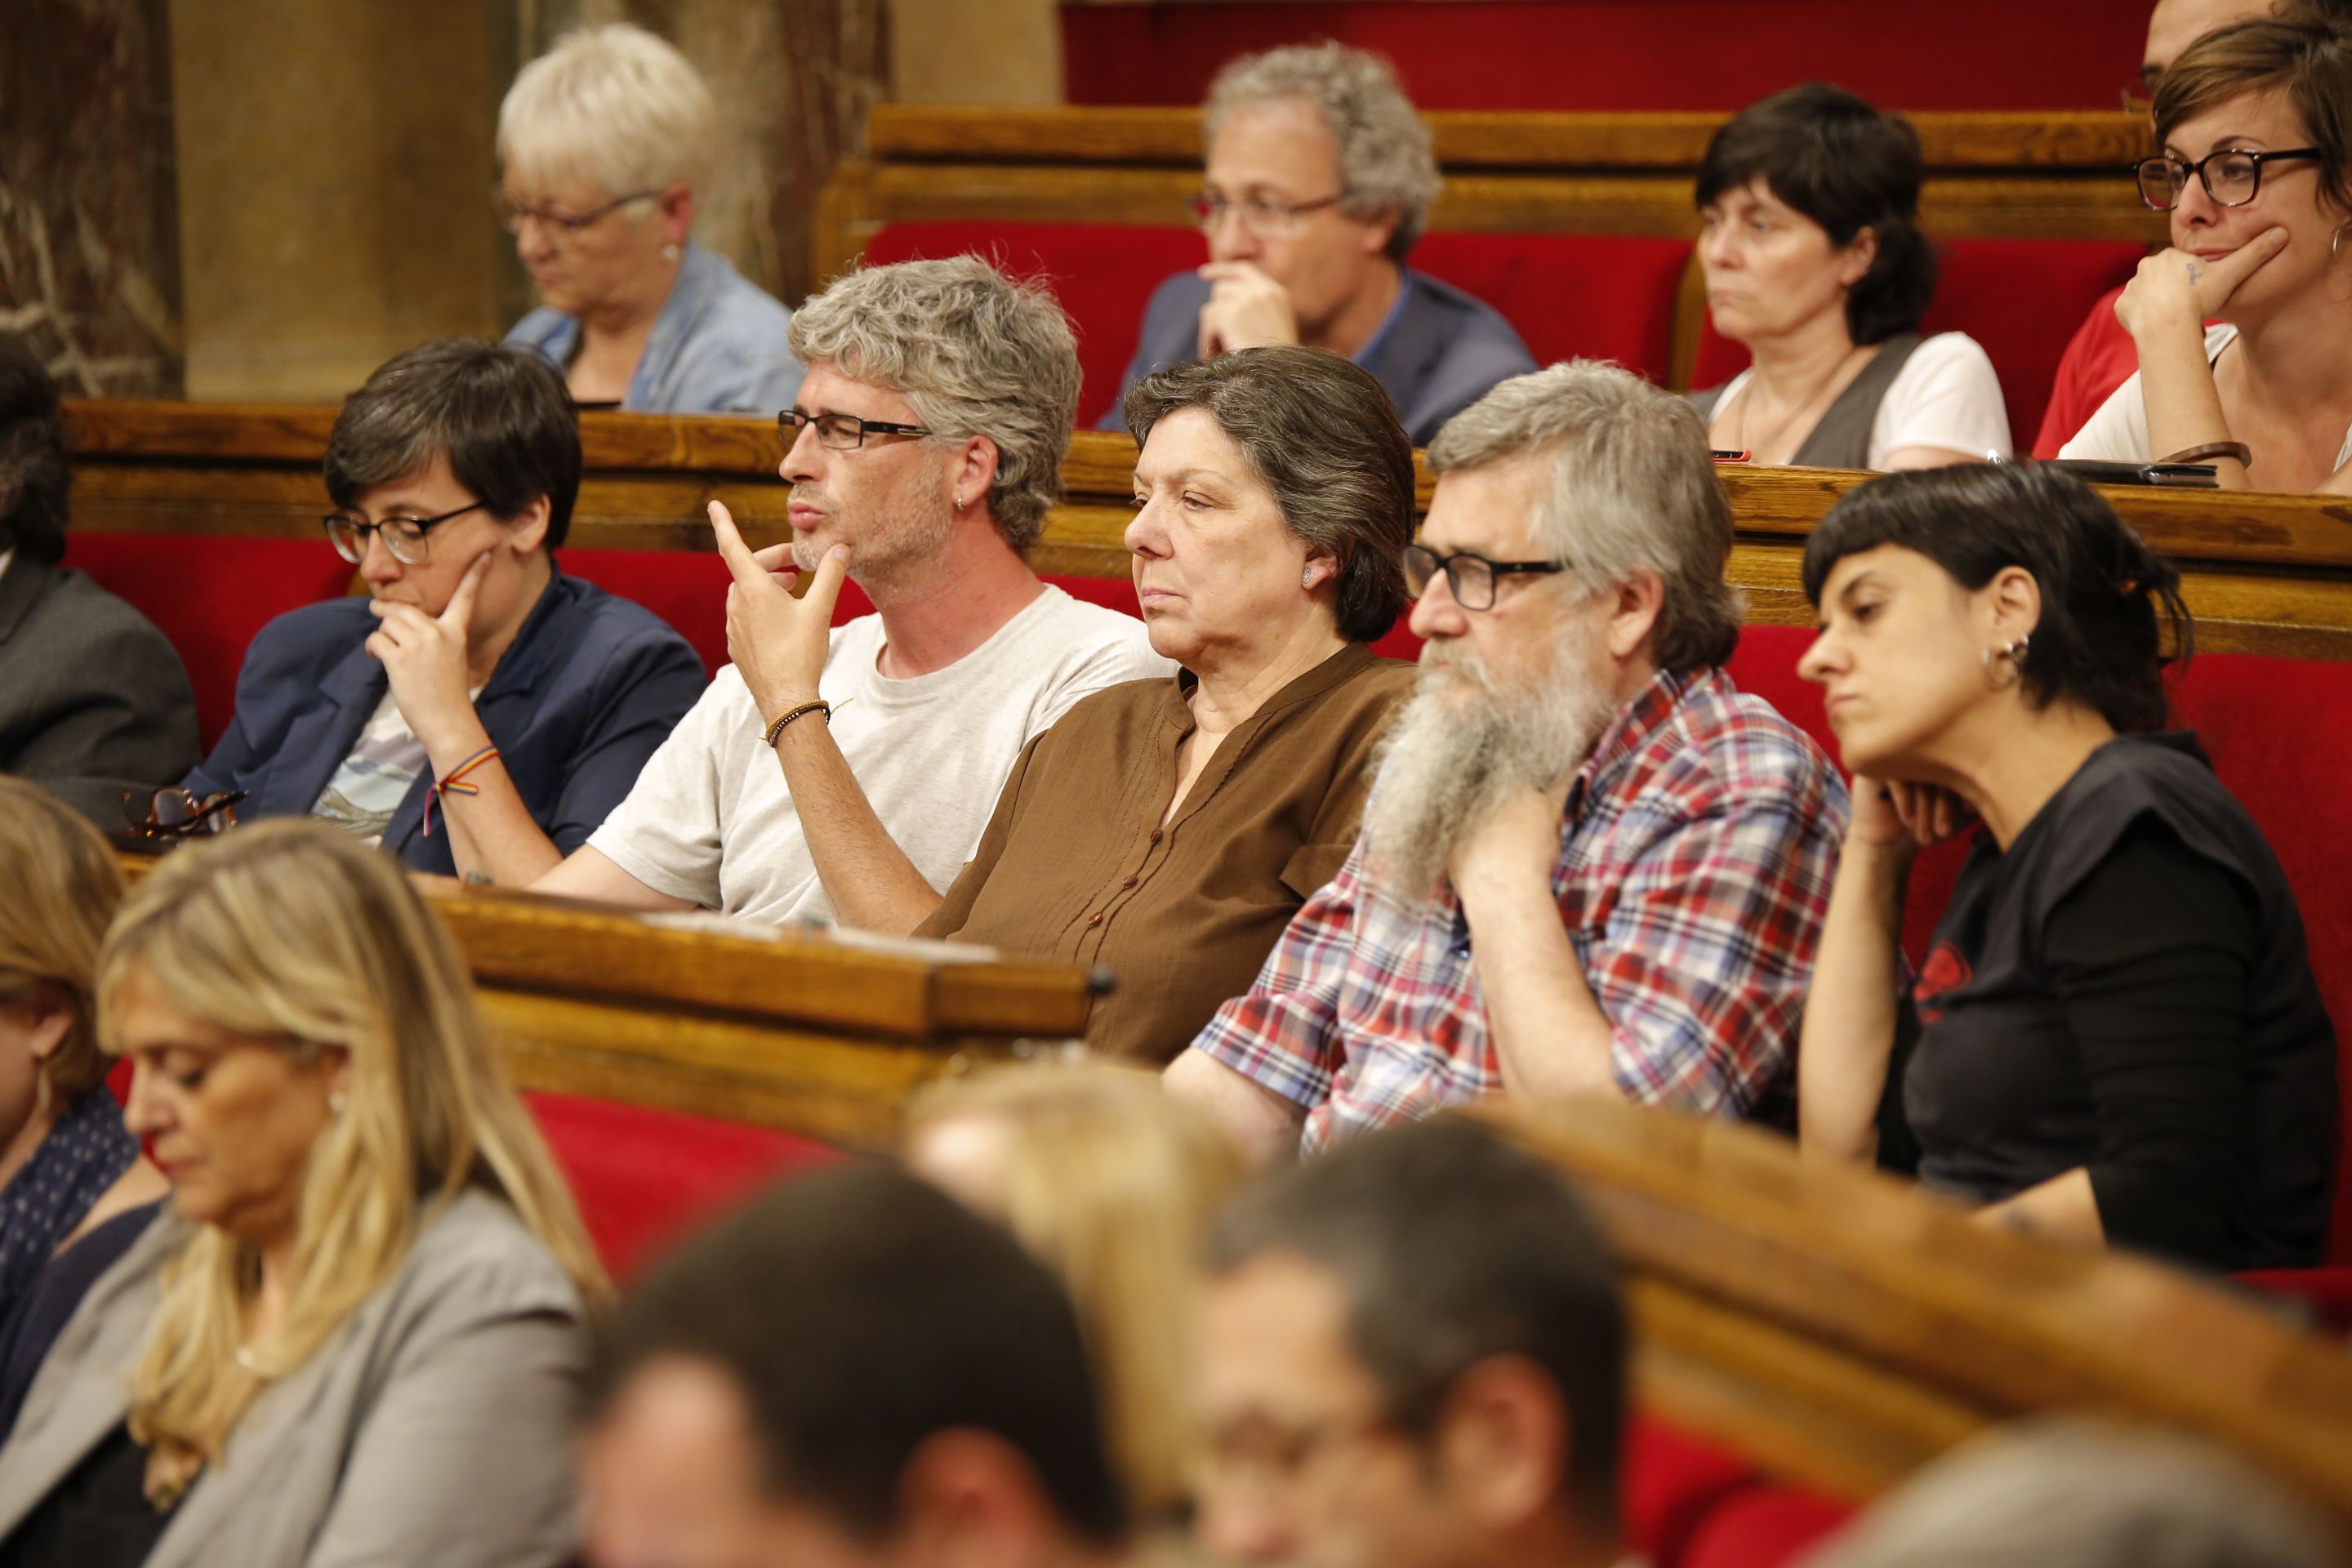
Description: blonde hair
xmin=498 ymin=21 xmax=715 ymax=203
xmin=96 ymin=821 xmax=606 ymax=1502
xmin=905 ymin=1062 xmax=1245 ymax=1519
xmin=0 ymin=779 xmax=125 ymax=1102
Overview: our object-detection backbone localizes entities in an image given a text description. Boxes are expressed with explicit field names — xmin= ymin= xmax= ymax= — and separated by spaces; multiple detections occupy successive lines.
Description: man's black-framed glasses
xmin=779 ymin=408 xmax=936 ymax=451
xmin=1187 ymin=192 xmax=1346 ymax=232
xmin=2135 ymin=147 xmax=2323 ymax=210
xmin=1403 ymin=543 xmax=1572 ymax=612
xmin=121 ymin=787 xmax=247 ymax=840
xmin=492 ymin=187 xmax=662 ymax=237
xmin=321 ymin=502 xmax=485 ymax=567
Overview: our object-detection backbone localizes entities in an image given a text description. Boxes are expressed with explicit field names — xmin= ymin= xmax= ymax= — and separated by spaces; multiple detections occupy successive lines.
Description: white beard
xmin=1361 ymin=629 xmax=1619 ymax=901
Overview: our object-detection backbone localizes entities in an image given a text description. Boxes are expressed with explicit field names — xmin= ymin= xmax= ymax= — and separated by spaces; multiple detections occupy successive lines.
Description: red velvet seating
xmin=858 ymin=220 xmax=1694 ymax=426
xmin=1688 ymin=238 xmax=2151 ymax=452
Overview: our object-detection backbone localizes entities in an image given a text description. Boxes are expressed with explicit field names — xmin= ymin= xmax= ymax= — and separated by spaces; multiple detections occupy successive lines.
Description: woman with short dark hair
xmin=1795 ymin=463 xmax=2334 ymax=1271
xmin=182 ymin=338 xmax=705 ymax=883
xmin=0 ymin=340 xmax=198 ymax=822
xmin=1690 ymin=84 xmax=2011 ymax=470
xmin=809 ymin=346 xmax=1418 ymax=1063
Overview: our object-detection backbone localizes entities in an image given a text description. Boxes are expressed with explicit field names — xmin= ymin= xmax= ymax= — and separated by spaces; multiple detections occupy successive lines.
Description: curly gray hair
xmin=1204 ymin=42 xmax=1443 ymax=259
xmin=1428 ymin=361 xmax=1744 ymax=674
xmin=788 ymin=257 xmax=1080 ymax=554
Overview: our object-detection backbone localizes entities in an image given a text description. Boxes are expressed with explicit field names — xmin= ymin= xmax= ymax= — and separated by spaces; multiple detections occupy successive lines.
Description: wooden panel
xmin=1480 ymin=1098 xmax=2352 ymax=1525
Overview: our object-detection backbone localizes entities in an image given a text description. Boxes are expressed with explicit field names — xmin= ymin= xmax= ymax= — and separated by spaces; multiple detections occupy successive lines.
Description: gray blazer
xmin=0 ymin=553 xmax=199 ymax=826
xmin=0 ymin=1191 xmax=589 ymax=1568
xmin=1099 ymin=267 xmax=1539 ymax=446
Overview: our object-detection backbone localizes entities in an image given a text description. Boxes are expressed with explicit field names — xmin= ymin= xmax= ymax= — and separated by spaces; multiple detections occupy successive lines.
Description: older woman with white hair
xmin=1102 ymin=42 xmax=1535 ymax=445
xmin=0 ymin=822 xmax=605 ymax=1566
xmin=499 ymin=22 xmax=803 ymax=414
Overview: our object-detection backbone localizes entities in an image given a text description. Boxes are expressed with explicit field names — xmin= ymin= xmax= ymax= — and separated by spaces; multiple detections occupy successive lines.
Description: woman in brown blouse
xmin=817 ymin=346 xmax=1417 ymax=1062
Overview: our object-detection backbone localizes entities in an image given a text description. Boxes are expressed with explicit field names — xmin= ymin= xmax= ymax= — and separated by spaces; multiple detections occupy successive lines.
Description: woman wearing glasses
xmin=808 ymin=348 xmax=1414 ymax=1064
xmin=1690 ymin=84 xmax=2011 ymax=471
xmin=2065 ymin=18 xmax=2352 ymax=491
xmin=0 ymin=822 xmax=605 ymax=1565
xmin=180 ymin=340 xmax=704 ymax=883
xmin=498 ymin=23 xmax=804 ymax=416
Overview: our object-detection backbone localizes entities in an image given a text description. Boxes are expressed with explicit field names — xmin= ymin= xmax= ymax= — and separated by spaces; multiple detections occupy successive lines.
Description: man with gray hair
xmin=1101 ymin=42 xmax=1535 ymax=446
xmin=1167 ymin=361 xmax=1846 ymax=1164
xmin=533 ymin=256 xmax=1166 ymax=920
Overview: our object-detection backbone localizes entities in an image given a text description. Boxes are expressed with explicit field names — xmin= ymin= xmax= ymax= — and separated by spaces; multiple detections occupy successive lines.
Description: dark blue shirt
xmin=183 ymin=570 xmax=706 ymax=875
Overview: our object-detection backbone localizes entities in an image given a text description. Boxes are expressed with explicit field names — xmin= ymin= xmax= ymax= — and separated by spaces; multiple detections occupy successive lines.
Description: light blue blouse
xmin=506 ymin=239 xmax=805 ymax=416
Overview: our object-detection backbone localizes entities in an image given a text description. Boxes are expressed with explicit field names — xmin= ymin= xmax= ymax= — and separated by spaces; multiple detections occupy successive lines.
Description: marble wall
xmin=1 ymin=0 xmax=184 ymax=397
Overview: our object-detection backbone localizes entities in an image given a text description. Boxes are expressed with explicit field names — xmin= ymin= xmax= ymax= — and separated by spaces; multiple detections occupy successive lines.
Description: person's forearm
xmin=1457 ymin=867 xmax=1619 ymax=1100
xmin=1163 ymin=1049 xmax=1306 ymax=1170
xmin=2133 ymin=314 xmax=2250 ymax=490
xmin=1974 ymin=1166 xmax=2105 ymax=1250
xmin=1797 ymin=844 xmax=1910 ymax=1162
xmin=417 ymin=723 xmax=564 ymax=887
xmin=773 ymin=716 xmax=943 ymax=933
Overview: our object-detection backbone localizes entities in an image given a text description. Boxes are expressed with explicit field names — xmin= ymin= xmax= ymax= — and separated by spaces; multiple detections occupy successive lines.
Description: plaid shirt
xmin=1191 ymin=664 xmax=1847 ymax=1152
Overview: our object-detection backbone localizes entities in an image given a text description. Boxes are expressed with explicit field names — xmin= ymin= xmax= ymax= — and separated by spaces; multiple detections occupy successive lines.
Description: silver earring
xmin=662 ymin=241 xmax=681 ymax=261
xmin=1980 ymin=634 xmax=2029 ymax=689
xmin=1301 ymin=568 xmax=1315 ymax=587
xmin=2334 ymin=222 xmax=2349 ymax=257
xmin=329 ymin=1089 xmax=349 ymax=1116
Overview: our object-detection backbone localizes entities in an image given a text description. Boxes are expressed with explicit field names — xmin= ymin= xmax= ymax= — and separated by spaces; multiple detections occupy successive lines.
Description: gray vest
xmin=1690 ymin=333 xmax=1926 ymax=470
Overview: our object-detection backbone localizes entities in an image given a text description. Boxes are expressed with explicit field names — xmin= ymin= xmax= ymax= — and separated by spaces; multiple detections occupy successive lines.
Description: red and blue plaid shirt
xmin=1190 ymin=664 xmax=1848 ymax=1153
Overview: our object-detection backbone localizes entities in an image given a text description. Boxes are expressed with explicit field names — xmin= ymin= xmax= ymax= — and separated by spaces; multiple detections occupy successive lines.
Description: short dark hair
xmin=1695 ymin=83 xmax=1939 ymax=346
xmin=0 ymin=336 xmax=70 ymax=564
xmin=1802 ymin=464 xmax=2191 ymax=733
xmin=323 ymin=338 xmax=582 ymax=549
xmin=1209 ymin=1118 xmax=1628 ymax=1530
xmin=1122 ymin=347 xmax=1414 ymax=644
xmin=593 ymin=1160 xmax=1130 ymax=1548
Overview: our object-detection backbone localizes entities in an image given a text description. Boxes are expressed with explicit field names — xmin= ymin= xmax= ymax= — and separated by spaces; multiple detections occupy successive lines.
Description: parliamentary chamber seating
xmin=53 ymin=4 xmax=2352 ymax=1549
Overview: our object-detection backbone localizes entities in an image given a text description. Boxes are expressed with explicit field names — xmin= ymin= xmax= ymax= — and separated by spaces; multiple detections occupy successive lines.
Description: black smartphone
xmin=2042 ymin=459 xmax=2220 ymax=488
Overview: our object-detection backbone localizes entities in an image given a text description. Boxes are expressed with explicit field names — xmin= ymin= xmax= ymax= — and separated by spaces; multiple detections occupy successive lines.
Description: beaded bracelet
xmin=422 ymin=745 xmax=501 ymax=838
xmin=763 ymin=699 xmax=831 ymax=748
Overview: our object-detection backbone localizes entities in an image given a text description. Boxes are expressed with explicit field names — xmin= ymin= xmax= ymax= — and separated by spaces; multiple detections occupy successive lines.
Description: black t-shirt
xmin=1901 ymin=733 xmax=2336 ymax=1270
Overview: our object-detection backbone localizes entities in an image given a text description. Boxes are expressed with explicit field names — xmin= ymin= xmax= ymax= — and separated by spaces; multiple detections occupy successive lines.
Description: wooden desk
xmin=1480 ymin=1097 xmax=2352 ymax=1527
xmin=65 ymin=400 xmax=2352 ymax=662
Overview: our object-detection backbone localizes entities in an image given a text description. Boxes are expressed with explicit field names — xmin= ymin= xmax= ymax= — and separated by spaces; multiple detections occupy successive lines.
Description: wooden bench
xmin=1479 ymin=1095 xmax=2352 ymax=1530
xmin=62 ymin=399 xmax=2352 ymax=664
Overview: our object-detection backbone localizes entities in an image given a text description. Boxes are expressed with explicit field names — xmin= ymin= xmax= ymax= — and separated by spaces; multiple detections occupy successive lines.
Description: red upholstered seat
xmin=525 ymin=1091 xmax=839 ymax=1278
xmin=1623 ymin=1416 xmax=1765 ymax=1568
xmin=856 ymin=222 xmax=1693 ymax=428
xmin=60 ymin=532 xmax=358 ymax=752
xmin=1689 ymin=238 xmax=2151 ymax=453
xmin=1676 ymin=1482 xmax=1857 ymax=1568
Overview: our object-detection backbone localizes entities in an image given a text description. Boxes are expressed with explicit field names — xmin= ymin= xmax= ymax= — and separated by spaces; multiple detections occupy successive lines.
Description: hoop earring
xmin=1980 ymin=634 xmax=2029 ymax=690
xmin=2334 ymin=221 xmax=2349 ymax=258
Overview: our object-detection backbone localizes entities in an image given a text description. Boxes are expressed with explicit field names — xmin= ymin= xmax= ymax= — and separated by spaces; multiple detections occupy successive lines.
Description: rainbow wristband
xmin=423 ymin=745 xmax=501 ymax=839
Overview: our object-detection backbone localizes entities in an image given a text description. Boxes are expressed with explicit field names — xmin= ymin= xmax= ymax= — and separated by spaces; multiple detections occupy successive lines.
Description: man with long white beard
xmin=1166 ymin=360 xmax=1848 ymax=1165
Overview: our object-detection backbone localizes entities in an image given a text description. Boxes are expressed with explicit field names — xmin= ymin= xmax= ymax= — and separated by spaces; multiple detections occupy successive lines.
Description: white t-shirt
xmin=1713 ymin=332 xmax=2013 ymax=469
xmin=587 ymin=586 xmax=1172 ymax=924
xmin=311 ymin=684 xmax=482 ymax=847
xmin=2060 ymin=323 xmax=2352 ymax=474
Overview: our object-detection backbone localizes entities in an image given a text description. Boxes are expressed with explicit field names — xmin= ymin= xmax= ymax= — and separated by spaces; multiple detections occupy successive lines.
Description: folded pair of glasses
xmin=120 ymin=787 xmax=247 ymax=840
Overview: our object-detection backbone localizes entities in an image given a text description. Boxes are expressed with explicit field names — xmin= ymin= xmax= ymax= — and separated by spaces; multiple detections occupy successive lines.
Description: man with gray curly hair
xmin=1169 ymin=362 xmax=1846 ymax=1165
xmin=1102 ymin=42 xmax=1534 ymax=446
xmin=533 ymin=257 xmax=1166 ymax=922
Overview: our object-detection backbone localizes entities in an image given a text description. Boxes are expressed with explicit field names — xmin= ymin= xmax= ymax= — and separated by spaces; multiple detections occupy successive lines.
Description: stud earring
xmin=328 ymin=1089 xmax=349 ymax=1116
xmin=1300 ymin=568 xmax=1315 ymax=588
xmin=662 ymin=241 xmax=681 ymax=262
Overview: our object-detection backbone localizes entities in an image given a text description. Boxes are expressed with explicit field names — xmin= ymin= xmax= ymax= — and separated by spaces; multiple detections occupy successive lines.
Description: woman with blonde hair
xmin=499 ymin=22 xmax=803 ymax=413
xmin=905 ymin=1062 xmax=1245 ymax=1522
xmin=0 ymin=820 xmax=605 ymax=1566
xmin=0 ymin=781 xmax=169 ymax=1440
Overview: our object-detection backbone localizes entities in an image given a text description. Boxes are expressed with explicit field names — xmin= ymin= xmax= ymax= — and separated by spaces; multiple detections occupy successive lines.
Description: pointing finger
xmin=439 ymin=550 xmax=491 ymax=633
xmin=708 ymin=499 xmax=768 ymax=589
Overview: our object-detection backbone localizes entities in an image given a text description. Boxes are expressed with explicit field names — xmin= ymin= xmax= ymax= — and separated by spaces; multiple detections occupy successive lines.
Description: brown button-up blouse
xmin=915 ymin=644 xmax=1415 ymax=1063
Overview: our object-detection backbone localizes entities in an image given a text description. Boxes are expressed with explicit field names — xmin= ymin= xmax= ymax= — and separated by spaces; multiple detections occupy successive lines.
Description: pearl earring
xmin=1300 ymin=568 xmax=1315 ymax=587
xmin=329 ymin=1089 xmax=349 ymax=1116
xmin=662 ymin=241 xmax=681 ymax=262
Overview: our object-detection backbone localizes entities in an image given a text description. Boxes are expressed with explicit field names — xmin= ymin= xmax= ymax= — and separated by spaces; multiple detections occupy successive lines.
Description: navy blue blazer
xmin=1098 ymin=268 xmax=1539 ymax=446
xmin=183 ymin=571 xmax=705 ymax=875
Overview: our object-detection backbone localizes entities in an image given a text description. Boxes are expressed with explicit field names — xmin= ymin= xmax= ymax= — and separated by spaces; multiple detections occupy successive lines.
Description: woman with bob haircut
xmin=0 ymin=782 xmax=169 ymax=1441
xmin=905 ymin=1060 xmax=1245 ymax=1524
xmin=182 ymin=337 xmax=704 ymax=884
xmin=804 ymin=345 xmax=1417 ymax=1064
xmin=2063 ymin=18 xmax=2352 ymax=492
xmin=1794 ymin=463 xmax=2334 ymax=1271
xmin=499 ymin=22 xmax=804 ymax=414
xmin=0 ymin=821 xmax=606 ymax=1566
xmin=1690 ymin=83 xmax=2011 ymax=471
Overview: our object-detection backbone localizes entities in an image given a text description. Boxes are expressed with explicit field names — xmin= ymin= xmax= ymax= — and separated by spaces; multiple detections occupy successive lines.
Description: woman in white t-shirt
xmin=1689 ymin=83 xmax=2011 ymax=471
xmin=2061 ymin=18 xmax=2352 ymax=494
